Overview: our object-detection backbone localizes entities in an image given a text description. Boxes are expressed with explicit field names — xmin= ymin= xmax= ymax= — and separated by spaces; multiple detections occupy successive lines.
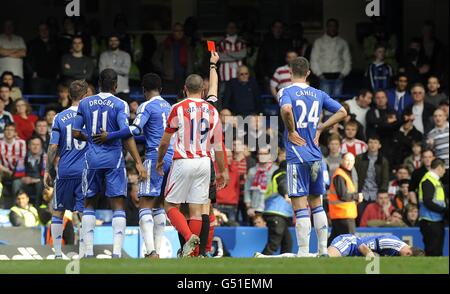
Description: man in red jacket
xmin=359 ymin=191 xmax=394 ymax=226
xmin=216 ymin=148 xmax=240 ymax=223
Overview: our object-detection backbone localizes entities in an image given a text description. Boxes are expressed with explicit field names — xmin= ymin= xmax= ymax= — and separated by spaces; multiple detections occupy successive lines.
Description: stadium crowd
xmin=0 ymin=15 xmax=448 ymax=254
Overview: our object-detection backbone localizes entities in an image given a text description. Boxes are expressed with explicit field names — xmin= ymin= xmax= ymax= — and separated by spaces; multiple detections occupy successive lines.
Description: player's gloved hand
xmin=92 ymin=128 xmax=109 ymax=144
xmin=288 ymin=131 xmax=306 ymax=146
xmin=156 ymin=160 xmax=165 ymax=176
xmin=43 ymin=171 xmax=54 ymax=188
xmin=136 ymin=162 xmax=147 ymax=181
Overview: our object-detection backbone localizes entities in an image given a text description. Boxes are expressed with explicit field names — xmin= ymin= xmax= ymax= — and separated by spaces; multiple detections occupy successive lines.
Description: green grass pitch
xmin=0 ymin=257 xmax=448 ymax=274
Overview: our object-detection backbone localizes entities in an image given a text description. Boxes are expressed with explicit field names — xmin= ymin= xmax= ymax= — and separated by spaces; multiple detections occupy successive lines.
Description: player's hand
xmin=156 ymin=160 xmax=165 ymax=176
xmin=44 ymin=172 xmax=54 ymax=188
xmin=92 ymin=128 xmax=109 ymax=144
xmin=314 ymin=125 xmax=323 ymax=146
xmin=136 ymin=163 xmax=147 ymax=182
xmin=210 ymin=51 xmax=219 ymax=64
xmin=357 ymin=193 xmax=364 ymax=203
xmin=216 ymin=169 xmax=229 ymax=190
xmin=288 ymin=131 xmax=306 ymax=146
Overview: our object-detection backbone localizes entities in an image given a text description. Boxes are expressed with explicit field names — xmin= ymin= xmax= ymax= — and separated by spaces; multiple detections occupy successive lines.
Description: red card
xmin=207 ymin=40 xmax=216 ymax=52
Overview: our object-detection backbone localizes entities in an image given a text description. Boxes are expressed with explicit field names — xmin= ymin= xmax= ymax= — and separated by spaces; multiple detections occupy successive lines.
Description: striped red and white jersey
xmin=217 ymin=37 xmax=246 ymax=81
xmin=270 ymin=65 xmax=292 ymax=90
xmin=340 ymin=139 xmax=368 ymax=157
xmin=165 ymin=98 xmax=222 ymax=160
xmin=0 ymin=138 xmax=26 ymax=177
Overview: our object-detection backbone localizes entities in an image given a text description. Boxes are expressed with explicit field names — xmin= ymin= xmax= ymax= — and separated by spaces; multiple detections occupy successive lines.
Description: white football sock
xmin=139 ymin=208 xmax=155 ymax=254
xmin=153 ymin=208 xmax=166 ymax=254
xmin=312 ymin=206 xmax=328 ymax=255
xmin=81 ymin=209 xmax=96 ymax=257
xmin=78 ymin=224 xmax=85 ymax=258
xmin=51 ymin=216 xmax=63 ymax=257
xmin=112 ymin=210 xmax=126 ymax=257
xmin=295 ymin=209 xmax=311 ymax=255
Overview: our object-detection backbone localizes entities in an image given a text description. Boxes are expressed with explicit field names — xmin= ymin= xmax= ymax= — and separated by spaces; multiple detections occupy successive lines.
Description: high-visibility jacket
xmin=418 ymin=171 xmax=446 ymax=222
xmin=328 ymin=167 xmax=357 ymax=220
xmin=10 ymin=205 xmax=40 ymax=227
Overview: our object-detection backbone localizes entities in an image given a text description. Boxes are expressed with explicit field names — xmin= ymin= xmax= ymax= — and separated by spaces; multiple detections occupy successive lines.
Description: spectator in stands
xmin=425 ymin=76 xmax=448 ymax=108
xmin=244 ymin=147 xmax=278 ymax=221
xmin=327 ymin=153 xmax=363 ymax=243
xmin=366 ymin=90 xmax=401 ymax=157
xmin=1 ymin=71 xmax=22 ymax=101
xmin=233 ymin=139 xmax=254 ymax=224
xmin=56 ymin=83 xmax=70 ymax=110
xmin=420 ymin=21 xmax=445 ymax=78
xmin=0 ymin=20 xmax=27 ymax=90
xmin=258 ymin=20 xmax=292 ymax=82
xmin=403 ymin=204 xmax=419 ymax=227
xmin=355 ymin=135 xmax=389 ymax=205
xmin=365 ymin=43 xmax=393 ymax=91
xmin=9 ymin=190 xmax=39 ymax=227
xmin=418 ymin=158 xmax=447 ymax=256
xmin=388 ymin=165 xmax=410 ymax=200
xmin=0 ymin=98 xmax=14 ymax=140
xmin=391 ymin=108 xmax=423 ymax=167
xmin=289 ymin=22 xmax=311 ymax=59
xmin=0 ymin=123 xmax=26 ymax=208
xmin=87 ymin=83 xmax=96 ymax=96
xmin=363 ymin=18 xmax=398 ymax=69
xmin=58 ymin=16 xmax=76 ymax=55
xmin=392 ymin=179 xmax=414 ymax=213
xmin=262 ymin=172 xmax=293 ymax=255
xmin=325 ymin=134 xmax=342 ymax=177
xmin=400 ymin=38 xmax=430 ymax=85
xmin=404 ymin=140 xmax=423 ymax=174
xmin=0 ymin=83 xmax=14 ymax=113
xmin=21 ymin=137 xmax=46 ymax=206
xmin=26 ymin=22 xmax=59 ymax=94
xmin=125 ymin=182 xmax=139 ymax=226
xmin=127 ymin=98 xmax=139 ymax=125
xmin=409 ymin=148 xmax=435 ymax=202
xmin=426 ymin=108 xmax=449 ymax=184
xmin=33 ymin=119 xmax=50 ymax=151
xmin=404 ymin=83 xmax=436 ymax=134
xmin=310 ymin=18 xmax=351 ymax=97
xmin=223 ymin=65 xmax=261 ymax=116
xmin=216 ymin=148 xmax=240 ymax=223
xmin=12 ymin=98 xmax=38 ymax=141
xmin=386 ymin=73 xmax=412 ymax=116
xmin=44 ymin=108 xmax=57 ymax=134
xmin=252 ymin=214 xmax=266 ymax=228
xmin=60 ymin=36 xmax=94 ymax=84
xmin=99 ymin=34 xmax=131 ymax=95
xmin=359 ymin=191 xmax=394 ymax=227
xmin=113 ymin=14 xmax=133 ymax=55
xmin=217 ymin=21 xmax=247 ymax=84
xmin=340 ymin=120 xmax=367 ymax=157
xmin=153 ymin=23 xmax=192 ymax=94
xmin=344 ymin=89 xmax=373 ymax=133
xmin=270 ymin=49 xmax=298 ymax=98
xmin=438 ymin=99 xmax=449 ymax=119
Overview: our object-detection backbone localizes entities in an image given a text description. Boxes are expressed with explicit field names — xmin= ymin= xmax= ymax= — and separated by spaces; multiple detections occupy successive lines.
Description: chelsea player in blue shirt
xmin=279 ymin=57 xmax=347 ymax=257
xmin=44 ymin=80 xmax=89 ymax=259
xmin=72 ymin=69 xmax=146 ymax=258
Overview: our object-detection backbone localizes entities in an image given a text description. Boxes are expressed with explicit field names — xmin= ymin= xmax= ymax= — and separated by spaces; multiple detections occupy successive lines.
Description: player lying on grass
xmin=255 ymin=233 xmax=424 ymax=258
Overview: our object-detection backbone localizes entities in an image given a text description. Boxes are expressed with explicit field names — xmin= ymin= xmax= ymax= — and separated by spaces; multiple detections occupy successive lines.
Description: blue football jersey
xmin=278 ymin=83 xmax=342 ymax=163
xmin=50 ymin=106 xmax=87 ymax=179
xmin=132 ymin=96 xmax=174 ymax=159
xmin=358 ymin=235 xmax=407 ymax=256
xmin=73 ymin=92 xmax=129 ymax=169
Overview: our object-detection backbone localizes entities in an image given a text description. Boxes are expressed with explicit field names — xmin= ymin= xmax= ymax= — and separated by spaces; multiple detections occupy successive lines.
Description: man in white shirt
xmin=99 ymin=34 xmax=131 ymax=94
xmin=404 ymin=83 xmax=436 ymax=135
xmin=345 ymin=89 xmax=373 ymax=132
xmin=310 ymin=18 xmax=351 ymax=97
xmin=0 ymin=20 xmax=26 ymax=90
xmin=270 ymin=49 xmax=298 ymax=99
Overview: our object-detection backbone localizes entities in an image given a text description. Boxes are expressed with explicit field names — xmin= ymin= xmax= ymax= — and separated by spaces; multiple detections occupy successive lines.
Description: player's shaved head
xmin=69 ymin=80 xmax=88 ymax=101
xmin=99 ymin=68 xmax=118 ymax=93
xmin=290 ymin=57 xmax=310 ymax=78
xmin=185 ymin=74 xmax=204 ymax=94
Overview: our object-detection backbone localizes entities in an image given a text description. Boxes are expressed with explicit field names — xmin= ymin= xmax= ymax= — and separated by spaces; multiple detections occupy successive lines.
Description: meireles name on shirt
xmin=60 ymin=111 xmax=76 ymax=123
xmin=296 ymin=90 xmax=317 ymax=98
xmin=89 ymin=99 xmax=115 ymax=108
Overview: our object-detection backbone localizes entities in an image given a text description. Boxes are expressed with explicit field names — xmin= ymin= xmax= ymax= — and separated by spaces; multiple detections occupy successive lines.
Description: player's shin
xmin=153 ymin=208 xmax=166 ymax=254
xmin=139 ymin=208 xmax=155 ymax=255
xmin=312 ymin=206 xmax=328 ymax=255
xmin=78 ymin=224 xmax=85 ymax=258
xmin=188 ymin=216 xmax=203 ymax=256
xmin=112 ymin=210 xmax=126 ymax=258
xmin=81 ymin=209 xmax=96 ymax=257
xmin=205 ymin=213 xmax=215 ymax=253
xmin=295 ymin=208 xmax=311 ymax=256
xmin=51 ymin=215 xmax=63 ymax=258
